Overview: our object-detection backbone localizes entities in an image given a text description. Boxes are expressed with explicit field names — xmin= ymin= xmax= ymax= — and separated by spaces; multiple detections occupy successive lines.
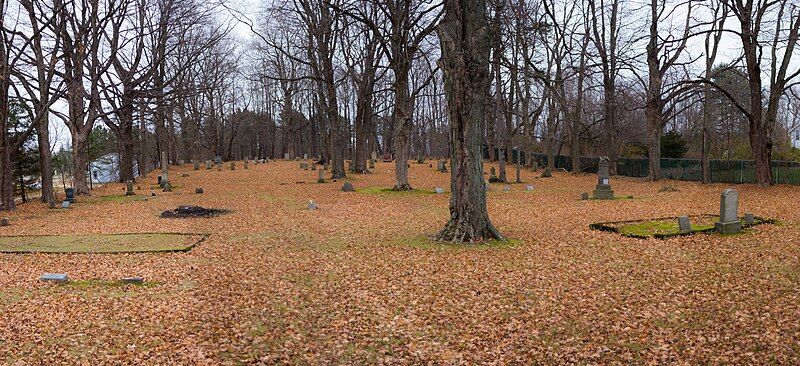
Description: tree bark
xmin=435 ymin=0 xmax=503 ymax=243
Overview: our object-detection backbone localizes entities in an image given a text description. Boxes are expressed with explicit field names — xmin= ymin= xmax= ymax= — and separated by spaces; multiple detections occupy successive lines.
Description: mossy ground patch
xmin=0 ymin=233 xmax=206 ymax=253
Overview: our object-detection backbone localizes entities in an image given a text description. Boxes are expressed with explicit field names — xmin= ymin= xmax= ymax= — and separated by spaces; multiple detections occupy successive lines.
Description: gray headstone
xmin=678 ymin=216 xmax=691 ymax=233
xmin=434 ymin=187 xmax=444 ymax=194
xmin=525 ymin=185 xmax=534 ymax=191
xmin=342 ymin=182 xmax=355 ymax=192
xmin=284 ymin=153 xmax=290 ymax=160
xmin=371 ymin=151 xmax=377 ymax=161
xmin=303 ymin=154 xmax=308 ymax=160
xmin=214 ymin=156 xmax=222 ymax=165
xmin=592 ymin=157 xmax=614 ymax=199
xmin=715 ymin=188 xmax=742 ymax=234
xmin=540 ymin=167 xmax=552 ymax=178
xmin=61 ymin=201 xmax=70 ymax=209
xmin=41 ymin=273 xmax=68 ymax=283
xmin=308 ymin=200 xmax=317 ymax=211
xmin=125 ymin=180 xmax=135 ymax=196
xmin=744 ymin=212 xmax=755 ymax=225
xmin=193 ymin=161 xmax=200 ymax=170
xmin=205 ymin=160 xmax=213 ymax=170
xmin=317 ymin=170 xmax=325 ymax=183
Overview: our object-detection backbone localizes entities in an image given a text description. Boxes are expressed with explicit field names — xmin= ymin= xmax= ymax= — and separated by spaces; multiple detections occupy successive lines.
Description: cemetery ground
xmin=0 ymin=161 xmax=799 ymax=364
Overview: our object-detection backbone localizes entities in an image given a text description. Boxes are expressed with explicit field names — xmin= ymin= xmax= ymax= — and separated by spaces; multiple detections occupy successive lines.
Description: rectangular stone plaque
xmin=41 ymin=273 xmax=68 ymax=283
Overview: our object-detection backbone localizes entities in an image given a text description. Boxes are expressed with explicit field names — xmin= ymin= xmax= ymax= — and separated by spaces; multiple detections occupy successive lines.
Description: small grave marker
xmin=120 ymin=277 xmax=144 ymax=285
xmin=678 ymin=216 xmax=691 ymax=233
xmin=205 ymin=160 xmax=213 ymax=170
xmin=342 ymin=182 xmax=355 ymax=192
xmin=308 ymin=200 xmax=317 ymax=210
xmin=125 ymin=180 xmax=135 ymax=196
xmin=317 ymin=170 xmax=325 ymax=183
xmin=41 ymin=273 xmax=68 ymax=283
xmin=525 ymin=185 xmax=534 ymax=191
xmin=744 ymin=212 xmax=755 ymax=225
xmin=61 ymin=201 xmax=70 ymax=209
xmin=193 ymin=161 xmax=200 ymax=170
xmin=434 ymin=187 xmax=444 ymax=194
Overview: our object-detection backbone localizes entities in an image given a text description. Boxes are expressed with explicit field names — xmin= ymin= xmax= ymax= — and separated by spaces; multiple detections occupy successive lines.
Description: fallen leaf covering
xmin=0 ymin=161 xmax=798 ymax=364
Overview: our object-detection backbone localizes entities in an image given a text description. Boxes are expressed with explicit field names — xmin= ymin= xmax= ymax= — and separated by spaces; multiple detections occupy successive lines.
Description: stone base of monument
xmin=715 ymin=220 xmax=742 ymax=234
xmin=593 ymin=185 xmax=615 ymax=200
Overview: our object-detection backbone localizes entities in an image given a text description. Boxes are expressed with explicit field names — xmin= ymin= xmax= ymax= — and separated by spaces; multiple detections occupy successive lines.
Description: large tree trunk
xmin=36 ymin=113 xmax=54 ymax=205
xmin=392 ymin=69 xmax=413 ymax=190
xmin=71 ymin=132 xmax=90 ymax=195
xmin=435 ymin=0 xmax=503 ymax=243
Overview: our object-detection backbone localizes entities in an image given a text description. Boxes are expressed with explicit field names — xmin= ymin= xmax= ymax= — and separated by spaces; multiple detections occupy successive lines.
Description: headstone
xmin=120 ymin=277 xmax=144 ymax=285
xmin=0 ymin=218 xmax=8 ymax=226
xmin=489 ymin=167 xmax=498 ymax=182
xmin=434 ymin=187 xmax=444 ymax=194
xmin=317 ymin=170 xmax=325 ymax=183
xmin=744 ymin=212 xmax=755 ymax=225
xmin=195 ymin=188 xmax=204 ymax=194
xmin=540 ymin=167 xmax=552 ymax=178
xmin=284 ymin=153 xmax=290 ymax=160
xmin=61 ymin=200 xmax=70 ymax=209
xmin=580 ymin=192 xmax=589 ymax=200
xmin=160 ymin=151 xmax=169 ymax=187
xmin=65 ymin=188 xmax=75 ymax=203
xmin=215 ymin=156 xmax=222 ymax=165
xmin=205 ymin=160 xmax=213 ymax=170
xmin=715 ymin=188 xmax=742 ymax=234
xmin=438 ymin=160 xmax=448 ymax=173
xmin=592 ymin=157 xmax=614 ymax=199
xmin=525 ymin=185 xmax=534 ymax=191
xmin=193 ymin=161 xmax=200 ymax=170
xmin=342 ymin=182 xmax=355 ymax=192
xmin=303 ymin=153 xmax=308 ymax=160
xmin=125 ymin=180 xmax=135 ymax=196
xmin=308 ymin=200 xmax=317 ymax=211
xmin=678 ymin=216 xmax=691 ymax=233
xmin=41 ymin=273 xmax=68 ymax=283
xmin=503 ymin=185 xmax=510 ymax=192
xmin=371 ymin=151 xmax=377 ymax=161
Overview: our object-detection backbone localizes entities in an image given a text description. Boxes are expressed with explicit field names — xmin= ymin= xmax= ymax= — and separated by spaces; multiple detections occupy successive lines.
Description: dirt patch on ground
xmin=160 ymin=205 xmax=228 ymax=218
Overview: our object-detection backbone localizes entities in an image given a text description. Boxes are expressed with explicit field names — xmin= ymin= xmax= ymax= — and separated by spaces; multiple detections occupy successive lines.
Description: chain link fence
xmin=529 ymin=153 xmax=800 ymax=185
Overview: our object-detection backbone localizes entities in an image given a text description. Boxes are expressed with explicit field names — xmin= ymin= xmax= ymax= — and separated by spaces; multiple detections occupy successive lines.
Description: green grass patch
xmin=399 ymin=235 xmax=521 ymax=250
xmin=618 ymin=220 xmax=715 ymax=238
xmin=0 ymin=233 xmax=205 ymax=253
xmin=358 ymin=187 xmax=437 ymax=195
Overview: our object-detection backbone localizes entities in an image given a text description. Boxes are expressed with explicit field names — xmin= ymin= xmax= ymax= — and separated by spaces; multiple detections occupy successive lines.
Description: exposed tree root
xmin=434 ymin=217 xmax=505 ymax=243
xmin=391 ymin=184 xmax=414 ymax=192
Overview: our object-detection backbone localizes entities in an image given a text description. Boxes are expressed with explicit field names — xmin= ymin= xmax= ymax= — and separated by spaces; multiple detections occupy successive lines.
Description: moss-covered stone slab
xmin=590 ymin=214 xmax=772 ymax=239
xmin=0 ymin=233 xmax=206 ymax=254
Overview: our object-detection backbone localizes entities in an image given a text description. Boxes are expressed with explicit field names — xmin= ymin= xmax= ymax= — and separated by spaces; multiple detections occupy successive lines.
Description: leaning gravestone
xmin=193 ymin=161 xmax=200 ymax=170
xmin=434 ymin=187 xmax=444 ymax=194
xmin=678 ymin=216 xmax=691 ymax=233
xmin=125 ymin=180 xmax=135 ymax=196
xmin=715 ymin=188 xmax=742 ymax=234
xmin=342 ymin=182 xmax=355 ymax=192
xmin=592 ymin=157 xmax=614 ymax=199
xmin=65 ymin=188 xmax=75 ymax=203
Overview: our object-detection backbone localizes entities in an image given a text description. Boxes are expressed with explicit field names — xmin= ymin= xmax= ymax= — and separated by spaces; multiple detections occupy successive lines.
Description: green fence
xmin=531 ymin=153 xmax=800 ymax=185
